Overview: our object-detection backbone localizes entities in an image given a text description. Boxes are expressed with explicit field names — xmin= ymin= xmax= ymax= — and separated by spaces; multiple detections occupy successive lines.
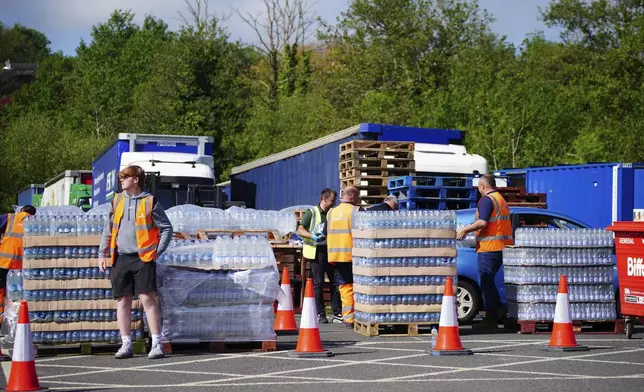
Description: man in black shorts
xmin=99 ymin=166 xmax=173 ymax=359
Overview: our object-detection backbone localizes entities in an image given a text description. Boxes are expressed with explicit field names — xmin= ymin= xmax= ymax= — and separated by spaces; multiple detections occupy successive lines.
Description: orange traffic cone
xmin=288 ymin=278 xmax=333 ymax=358
xmin=274 ymin=268 xmax=298 ymax=335
xmin=542 ymin=275 xmax=588 ymax=352
xmin=6 ymin=300 xmax=46 ymax=391
xmin=431 ymin=277 xmax=472 ymax=356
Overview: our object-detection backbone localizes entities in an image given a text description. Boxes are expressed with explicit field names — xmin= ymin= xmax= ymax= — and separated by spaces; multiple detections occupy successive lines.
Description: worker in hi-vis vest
xmin=99 ymin=165 xmax=173 ymax=359
xmin=457 ymin=174 xmax=513 ymax=329
xmin=0 ymin=205 xmax=36 ymax=323
xmin=297 ymin=188 xmax=342 ymax=324
xmin=325 ymin=186 xmax=363 ymax=327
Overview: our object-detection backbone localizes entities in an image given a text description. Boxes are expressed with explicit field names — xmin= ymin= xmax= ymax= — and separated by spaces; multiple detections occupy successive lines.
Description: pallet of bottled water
xmin=166 ymin=205 xmax=296 ymax=241
xmin=3 ymin=205 xmax=145 ymax=345
xmin=351 ymin=211 xmax=457 ymax=334
xmin=504 ymin=228 xmax=616 ymax=323
xmin=157 ymin=237 xmax=280 ymax=342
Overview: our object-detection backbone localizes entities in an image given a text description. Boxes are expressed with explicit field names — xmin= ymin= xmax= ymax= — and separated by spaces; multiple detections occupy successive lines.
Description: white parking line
xmin=37 ymin=355 xmax=93 ymax=362
xmin=186 ymin=374 xmax=644 ymax=388
xmin=39 ymin=374 xmax=644 ymax=389
xmin=380 ymin=347 xmax=644 ymax=381
xmin=37 ymin=350 xmax=279 ymax=380
xmin=37 ymin=363 xmax=243 ymax=379
xmin=180 ymin=353 xmax=430 ymax=386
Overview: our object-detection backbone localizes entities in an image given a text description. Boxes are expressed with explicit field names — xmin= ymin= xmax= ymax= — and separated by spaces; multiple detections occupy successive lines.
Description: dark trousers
xmin=478 ymin=251 xmax=503 ymax=318
xmin=309 ymin=250 xmax=341 ymax=316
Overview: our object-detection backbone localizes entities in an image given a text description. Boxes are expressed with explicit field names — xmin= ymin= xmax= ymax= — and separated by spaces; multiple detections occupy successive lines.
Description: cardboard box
xmin=354 ymin=303 xmax=442 ymax=313
xmin=353 ymin=266 xmax=456 ymax=277
xmin=352 ymin=229 xmax=455 ymax=239
xmin=31 ymin=321 xmax=142 ymax=332
xmin=352 ymin=248 xmax=457 ymax=258
xmin=24 ymin=279 xmax=112 ymax=290
xmin=353 ymin=284 xmax=451 ymax=295
xmin=23 ymin=236 xmax=102 ymax=248
xmin=28 ymin=299 xmax=141 ymax=311
xmin=24 ymin=258 xmax=99 ymax=269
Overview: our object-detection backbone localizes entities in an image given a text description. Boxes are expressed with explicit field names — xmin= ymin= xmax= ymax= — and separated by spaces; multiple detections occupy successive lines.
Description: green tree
xmin=0 ymin=22 xmax=51 ymax=63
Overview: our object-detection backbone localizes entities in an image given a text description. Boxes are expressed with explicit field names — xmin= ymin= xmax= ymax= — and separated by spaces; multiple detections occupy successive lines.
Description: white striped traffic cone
xmin=6 ymin=300 xmax=46 ymax=391
xmin=274 ymin=268 xmax=298 ymax=334
xmin=431 ymin=277 xmax=472 ymax=356
xmin=542 ymin=275 xmax=588 ymax=352
xmin=288 ymin=278 xmax=333 ymax=358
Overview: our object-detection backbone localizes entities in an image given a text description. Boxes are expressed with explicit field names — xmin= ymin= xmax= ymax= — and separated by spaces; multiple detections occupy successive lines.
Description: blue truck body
xmin=17 ymin=184 xmax=44 ymax=206
xmin=92 ymin=133 xmax=214 ymax=207
xmin=495 ymin=163 xmax=644 ymax=228
xmin=230 ymin=123 xmax=465 ymax=210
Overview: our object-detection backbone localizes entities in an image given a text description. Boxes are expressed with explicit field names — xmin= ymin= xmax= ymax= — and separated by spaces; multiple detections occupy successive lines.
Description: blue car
xmin=455 ymin=207 xmax=619 ymax=323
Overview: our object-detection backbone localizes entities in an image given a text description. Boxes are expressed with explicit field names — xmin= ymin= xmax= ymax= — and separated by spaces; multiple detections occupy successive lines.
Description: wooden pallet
xmin=354 ymin=320 xmax=438 ymax=337
xmin=340 ymin=168 xmax=416 ymax=180
xmin=340 ymin=149 xmax=414 ymax=162
xmin=340 ymin=140 xmax=415 ymax=153
xmin=33 ymin=341 xmax=147 ymax=356
xmin=340 ymin=158 xmax=415 ymax=172
xmin=195 ymin=229 xmax=290 ymax=243
xmin=342 ymin=177 xmax=389 ymax=188
xmin=162 ymin=340 xmax=276 ymax=354
xmin=506 ymin=318 xmax=625 ymax=335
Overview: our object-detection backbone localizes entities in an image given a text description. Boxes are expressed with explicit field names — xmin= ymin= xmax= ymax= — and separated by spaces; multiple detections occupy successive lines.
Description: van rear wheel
xmin=457 ymin=281 xmax=481 ymax=324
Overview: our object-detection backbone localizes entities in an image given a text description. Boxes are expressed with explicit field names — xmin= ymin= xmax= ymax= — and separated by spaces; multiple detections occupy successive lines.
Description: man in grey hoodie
xmin=99 ymin=165 xmax=173 ymax=359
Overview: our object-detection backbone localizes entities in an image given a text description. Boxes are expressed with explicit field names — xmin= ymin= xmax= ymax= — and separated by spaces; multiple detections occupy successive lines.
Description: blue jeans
xmin=478 ymin=251 xmax=503 ymax=318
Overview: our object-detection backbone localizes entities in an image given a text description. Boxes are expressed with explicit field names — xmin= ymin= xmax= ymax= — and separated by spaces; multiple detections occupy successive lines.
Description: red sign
xmin=607 ymin=222 xmax=644 ymax=317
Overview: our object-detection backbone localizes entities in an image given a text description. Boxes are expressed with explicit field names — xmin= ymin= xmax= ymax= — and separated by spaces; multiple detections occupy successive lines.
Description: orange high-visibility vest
xmin=327 ymin=202 xmax=358 ymax=263
xmin=0 ymin=212 xmax=30 ymax=270
xmin=476 ymin=191 xmax=513 ymax=253
xmin=109 ymin=193 xmax=159 ymax=265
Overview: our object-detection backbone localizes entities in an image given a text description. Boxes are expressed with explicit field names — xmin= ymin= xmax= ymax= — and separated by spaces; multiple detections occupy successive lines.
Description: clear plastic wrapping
xmin=157 ymin=236 xmax=280 ymax=342
xmin=503 ymin=247 xmax=613 ymax=266
xmin=508 ymin=302 xmax=617 ymax=321
xmin=166 ymin=205 xmax=297 ymax=237
xmin=505 ymin=284 xmax=615 ymax=303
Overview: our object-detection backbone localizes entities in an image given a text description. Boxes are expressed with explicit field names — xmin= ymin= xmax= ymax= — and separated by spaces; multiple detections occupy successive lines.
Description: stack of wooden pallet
xmin=339 ymin=140 xmax=415 ymax=206
xmin=496 ymin=187 xmax=547 ymax=209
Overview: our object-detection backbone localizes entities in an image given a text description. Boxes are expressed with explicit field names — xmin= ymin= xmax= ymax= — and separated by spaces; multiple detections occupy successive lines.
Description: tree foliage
xmin=0 ymin=0 xmax=643 ymax=210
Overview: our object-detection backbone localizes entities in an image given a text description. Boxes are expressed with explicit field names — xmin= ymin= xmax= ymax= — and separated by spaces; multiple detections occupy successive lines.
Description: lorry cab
xmin=92 ymin=133 xmax=221 ymax=209
xmin=455 ymin=207 xmax=618 ymax=323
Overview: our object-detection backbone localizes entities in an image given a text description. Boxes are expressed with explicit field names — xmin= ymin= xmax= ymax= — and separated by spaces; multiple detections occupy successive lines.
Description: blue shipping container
xmin=92 ymin=133 xmax=214 ymax=206
xmin=496 ymin=162 xmax=644 ymax=228
xmin=230 ymin=123 xmax=465 ymax=210
xmin=17 ymin=184 xmax=44 ymax=206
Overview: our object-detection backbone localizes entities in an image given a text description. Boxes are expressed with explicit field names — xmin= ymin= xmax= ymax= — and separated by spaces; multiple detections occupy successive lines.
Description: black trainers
xmin=318 ymin=315 xmax=329 ymax=324
xmin=332 ymin=314 xmax=343 ymax=324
